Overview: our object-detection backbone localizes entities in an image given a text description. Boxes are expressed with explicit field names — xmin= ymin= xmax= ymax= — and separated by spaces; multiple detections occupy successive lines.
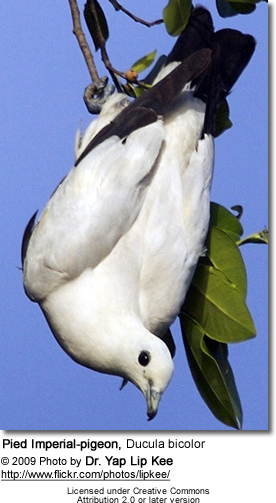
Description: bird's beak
xmin=146 ymin=387 xmax=162 ymax=421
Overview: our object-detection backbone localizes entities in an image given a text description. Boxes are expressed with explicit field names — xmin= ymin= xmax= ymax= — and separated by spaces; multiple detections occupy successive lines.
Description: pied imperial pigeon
xmin=22 ymin=7 xmax=255 ymax=420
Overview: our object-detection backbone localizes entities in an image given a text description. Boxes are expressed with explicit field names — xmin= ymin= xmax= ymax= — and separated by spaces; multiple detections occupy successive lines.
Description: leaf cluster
xmin=180 ymin=203 xmax=267 ymax=428
xmin=163 ymin=0 xmax=266 ymax=35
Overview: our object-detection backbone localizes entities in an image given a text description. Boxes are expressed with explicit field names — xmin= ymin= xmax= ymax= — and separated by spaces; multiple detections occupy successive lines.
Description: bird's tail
xmin=165 ymin=6 xmax=256 ymax=135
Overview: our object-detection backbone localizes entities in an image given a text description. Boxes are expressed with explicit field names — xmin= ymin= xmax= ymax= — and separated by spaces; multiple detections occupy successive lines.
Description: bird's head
xmin=40 ymin=283 xmax=174 ymax=420
xmin=120 ymin=332 xmax=174 ymax=420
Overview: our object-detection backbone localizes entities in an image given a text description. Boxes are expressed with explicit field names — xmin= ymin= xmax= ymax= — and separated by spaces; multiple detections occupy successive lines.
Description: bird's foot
xmin=84 ymin=77 xmax=115 ymax=114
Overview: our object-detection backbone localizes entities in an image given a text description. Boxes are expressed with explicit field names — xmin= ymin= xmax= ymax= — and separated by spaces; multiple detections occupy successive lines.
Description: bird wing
xmin=74 ymin=93 xmax=130 ymax=161
xmin=23 ymin=117 xmax=164 ymax=302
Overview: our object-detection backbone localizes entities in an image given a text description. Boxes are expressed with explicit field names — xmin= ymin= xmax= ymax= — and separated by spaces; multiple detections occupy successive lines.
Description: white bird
xmin=22 ymin=7 xmax=255 ymax=419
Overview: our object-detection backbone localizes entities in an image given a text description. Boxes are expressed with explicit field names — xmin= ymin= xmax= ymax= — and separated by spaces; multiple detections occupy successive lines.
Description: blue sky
xmin=0 ymin=1 xmax=268 ymax=430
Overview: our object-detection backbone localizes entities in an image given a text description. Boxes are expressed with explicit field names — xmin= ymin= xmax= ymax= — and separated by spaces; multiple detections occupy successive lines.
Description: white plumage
xmin=22 ymin=7 xmax=255 ymax=419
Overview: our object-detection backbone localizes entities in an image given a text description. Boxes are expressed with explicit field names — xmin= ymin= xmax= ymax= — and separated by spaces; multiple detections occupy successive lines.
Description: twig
xmin=67 ymin=0 xmax=100 ymax=84
xmin=108 ymin=0 xmax=163 ymax=27
xmin=68 ymin=0 xmax=155 ymax=102
xmin=88 ymin=0 xmax=125 ymax=91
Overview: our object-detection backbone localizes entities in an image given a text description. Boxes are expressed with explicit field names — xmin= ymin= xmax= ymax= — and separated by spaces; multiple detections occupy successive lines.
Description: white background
xmin=0 ymin=431 xmax=274 ymax=501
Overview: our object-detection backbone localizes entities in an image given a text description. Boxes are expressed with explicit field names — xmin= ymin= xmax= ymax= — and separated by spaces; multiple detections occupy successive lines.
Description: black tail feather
xmin=166 ymin=6 xmax=214 ymax=65
xmin=213 ymin=29 xmax=256 ymax=93
xmin=166 ymin=6 xmax=256 ymax=135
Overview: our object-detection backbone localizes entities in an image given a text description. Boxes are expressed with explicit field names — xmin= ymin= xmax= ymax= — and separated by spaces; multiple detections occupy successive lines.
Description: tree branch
xmin=68 ymin=0 xmax=157 ymax=108
xmin=108 ymin=0 xmax=163 ymax=27
xmin=88 ymin=0 xmax=125 ymax=91
xmin=67 ymin=0 xmax=100 ymax=84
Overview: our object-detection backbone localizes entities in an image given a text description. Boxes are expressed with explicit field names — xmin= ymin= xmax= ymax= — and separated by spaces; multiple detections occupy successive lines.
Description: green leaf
xmin=122 ymin=83 xmax=143 ymax=99
xmin=238 ymin=228 xmax=268 ymax=246
xmin=210 ymin=202 xmax=244 ymax=243
xmin=231 ymin=205 xmax=243 ymax=220
xmin=216 ymin=0 xmax=260 ymax=17
xmin=214 ymin=99 xmax=233 ymax=137
xmin=143 ymin=55 xmax=168 ymax=85
xmin=229 ymin=2 xmax=256 ymax=14
xmin=179 ymin=202 xmax=264 ymax=426
xmin=183 ymin=263 xmax=256 ymax=343
xmin=122 ymin=82 xmax=151 ymax=99
xmin=216 ymin=0 xmax=239 ymax=17
xmin=182 ymin=203 xmax=255 ymax=343
xmin=206 ymin=227 xmax=247 ymax=297
xmin=84 ymin=0 xmax=109 ymax=51
xmin=228 ymin=0 xmax=260 ymax=2
xmin=180 ymin=314 xmax=243 ymax=429
xmin=163 ymin=0 xmax=192 ymax=36
xmin=131 ymin=50 xmax=157 ymax=73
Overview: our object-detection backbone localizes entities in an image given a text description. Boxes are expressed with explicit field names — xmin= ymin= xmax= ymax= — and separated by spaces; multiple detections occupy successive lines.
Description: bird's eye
xmin=138 ymin=351 xmax=151 ymax=367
